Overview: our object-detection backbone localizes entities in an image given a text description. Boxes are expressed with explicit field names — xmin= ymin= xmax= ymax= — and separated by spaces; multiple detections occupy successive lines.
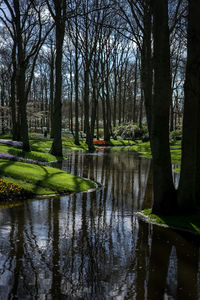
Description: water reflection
xmin=0 ymin=149 xmax=198 ymax=299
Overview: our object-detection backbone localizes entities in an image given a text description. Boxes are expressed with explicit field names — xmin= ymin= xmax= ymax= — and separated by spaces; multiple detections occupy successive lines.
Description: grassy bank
xmin=0 ymin=137 xmax=136 ymax=163
xmin=127 ymin=140 xmax=181 ymax=167
xmin=138 ymin=209 xmax=200 ymax=234
xmin=0 ymin=159 xmax=96 ymax=198
xmin=0 ymin=137 xmax=136 ymax=200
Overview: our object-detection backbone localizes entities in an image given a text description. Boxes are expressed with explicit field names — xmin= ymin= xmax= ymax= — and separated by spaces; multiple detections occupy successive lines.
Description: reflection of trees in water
xmin=0 ymin=152 xmax=199 ymax=299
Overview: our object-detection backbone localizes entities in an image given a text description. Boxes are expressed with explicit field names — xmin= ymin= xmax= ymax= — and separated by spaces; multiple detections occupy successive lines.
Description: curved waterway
xmin=0 ymin=149 xmax=199 ymax=299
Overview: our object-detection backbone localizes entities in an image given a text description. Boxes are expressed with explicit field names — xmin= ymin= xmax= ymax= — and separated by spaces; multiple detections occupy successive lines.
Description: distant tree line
xmin=0 ymin=0 xmax=185 ymax=153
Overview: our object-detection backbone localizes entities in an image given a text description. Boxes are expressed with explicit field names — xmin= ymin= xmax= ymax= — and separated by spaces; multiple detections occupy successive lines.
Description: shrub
xmin=170 ymin=130 xmax=182 ymax=141
xmin=113 ymin=123 xmax=149 ymax=141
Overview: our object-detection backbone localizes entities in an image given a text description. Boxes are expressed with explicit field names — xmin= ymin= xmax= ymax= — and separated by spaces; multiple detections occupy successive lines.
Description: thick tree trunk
xmin=50 ymin=22 xmax=64 ymax=157
xmin=151 ymin=0 xmax=176 ymax=214
xmin=178 ymin=0 xmax=200 ymax=211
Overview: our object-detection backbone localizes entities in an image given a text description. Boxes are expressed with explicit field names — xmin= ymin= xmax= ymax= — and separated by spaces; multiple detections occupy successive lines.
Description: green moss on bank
xmin=140 ymin=209 xmax=200 ymax=234
xmin=0 ymin=143 xmax=60 ymax=162
xmin=1 ymin=176 xmax=55 ymax=195
xmin=109 ymin=140 xmax=135 ymax=146
xmin=0 ymin=159 xmax=96 ymax=196
xmin=125 ymin=140 xmax=182 ymax=167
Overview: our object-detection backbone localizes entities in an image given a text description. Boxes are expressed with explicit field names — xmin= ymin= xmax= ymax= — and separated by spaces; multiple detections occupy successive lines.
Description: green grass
xmin=109 ymin=140 xmax=135 ymax=146
xmin=0 ymin=159 xmax=96 ymax=195
xmin=30 ymin=138 xmax=88 ymax=151
xmin=0 ymin=143 xmax=60 ymax=162
xmin=1 ymin=176 xmax=55 ymax=195
xmin=0 ymin=138 xmax=88 ymax=163
xmin=141 ymin=209 xmax=200 ymax=234
xmin=124 ymin=140 xmax=182 ymax=167
xmin=62 ymin=138 xmax=88 ymax=150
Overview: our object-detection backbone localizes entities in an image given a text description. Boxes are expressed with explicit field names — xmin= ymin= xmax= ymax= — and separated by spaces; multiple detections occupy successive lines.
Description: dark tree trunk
xmin=133 ymin=54 xmax=138 ymax=123
xmin=50 ymin=28 xmax=63 ymax=156
xmin=105 ymin=64 xmax=111 ymax=142
xmin=139 ymin=87 xmax=144 ymax=129
xmin=151 ymin=0 xmax=176 ymax=214
xmin=50 ymin=2 xmax=65 ymax=157
xmin=10 ymin=57 xmax=18 ymax=140
xmin=84 ymin=66 xmax=95 ymax=151
xmin=1 ymin=78 xmax=5 ymax=134
xmin=178 ymin=0 xmax=200 ymax=211
xmin=74 ymin=22 xmax=80 ymax=145
xmin=14 ymin=0 xmax=30 ymax=151
xmin=118 ymin=77 xmax=122 ymax=125
xmin=170 ymin=104 xmax=174 ymax=132
xmin=69 ymin=52 xmax=74 ymax=135
xmin=141 ymin=0 xmax=153 ymax=137
xmin=50 ymin=51 xmax=54 ymax=138
xmin=90 ymin=58 xmax=98 ymax=140
xmin=113 ymin=61 xmax=117 ymax=128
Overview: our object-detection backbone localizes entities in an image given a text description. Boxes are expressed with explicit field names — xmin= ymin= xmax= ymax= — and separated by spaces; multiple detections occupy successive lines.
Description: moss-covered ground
xmin=0 ymin=159 xmax=96 ymax=198
xmin=0 ymin=136 xmax=99 ymax=199
xmin=0 ymin=136 xmax=134 ymax=200
xmin=0 ymin=136 xmax=180 ymax=200
xmin=123 ymin=140 xmax=181 ymax=168
xmin=140 ymin=209 xmax=200 ymax=234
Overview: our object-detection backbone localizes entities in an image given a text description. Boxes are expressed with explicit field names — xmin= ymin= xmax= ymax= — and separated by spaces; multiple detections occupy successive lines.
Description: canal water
xmin=0 ymin=149 xmax=199 ymax=299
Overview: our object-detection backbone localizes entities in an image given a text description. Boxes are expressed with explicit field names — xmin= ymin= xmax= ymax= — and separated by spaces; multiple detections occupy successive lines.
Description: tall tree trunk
xmin=90 ymin=59 xmax=98 ymax=140
xmin=139 ymin=86 xmax=144 ymax=129
xmin=1 ymin=79 xmax=5 ymax=134
xmin=151 ymin=0 xmax=176 ymax=214
xmin=50 ymin=51 xmax=54 ymax=138
xmin=84 ymin=66 xmax=95 ymax=151
xmin=14 ymin=0 xmax=30 ymax=151
xmin=178 ymin=0 xmax=200 ymax=211
xmin=118 ymin=76 xmax=122 ymax=125
xmin=113 ymin=68 xmax=117 ymax=128
xmin=50 ymin=5 xmax=65 ymax=157
xmin=133 ymin=54 xmax=138 ymax=123
xmin=104 ymin=63 xmax=111 ymax=142
xmin=69 ymin=52 xmax=74 ymax=135
xmin=10 ymin=42 xmax=18 ymax=140
xmin=74 ymin=21 xmax=80 ymax=145
xmin=141 ymin=0 xmax=153 ymax=137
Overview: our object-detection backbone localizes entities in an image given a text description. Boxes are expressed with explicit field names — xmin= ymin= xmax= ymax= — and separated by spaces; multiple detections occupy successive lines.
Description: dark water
xmin=0 ymin=149 xmax=199 ymax=300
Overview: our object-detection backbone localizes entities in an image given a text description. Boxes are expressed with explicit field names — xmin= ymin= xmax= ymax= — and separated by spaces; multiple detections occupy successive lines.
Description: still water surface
xmin=0 ymin=149 xmax=199 ymax=299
